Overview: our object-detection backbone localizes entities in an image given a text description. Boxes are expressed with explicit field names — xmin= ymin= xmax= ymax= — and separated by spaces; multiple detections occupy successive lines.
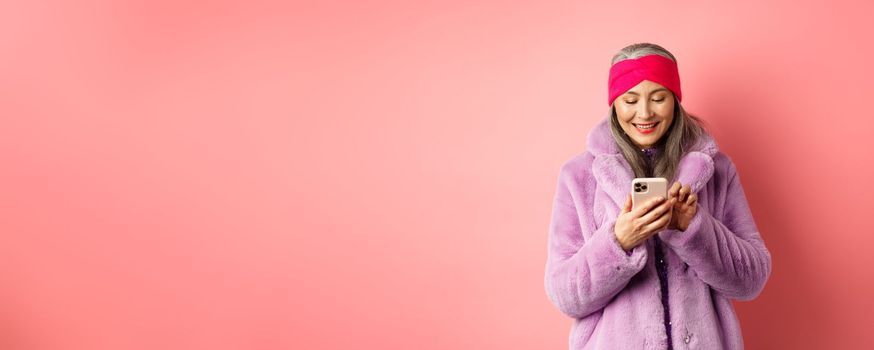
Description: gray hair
xmin=608 ymin=43 xmax=708 ymax=182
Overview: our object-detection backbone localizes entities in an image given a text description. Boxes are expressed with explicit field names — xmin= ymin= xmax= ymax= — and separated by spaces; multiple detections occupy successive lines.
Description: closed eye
xmin=625 ymin=98 xmax=665 ymax=104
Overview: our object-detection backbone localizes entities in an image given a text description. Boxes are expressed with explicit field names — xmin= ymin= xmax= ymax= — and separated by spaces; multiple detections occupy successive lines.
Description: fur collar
xmin=586 ymin=112 xmax=720 ymax=208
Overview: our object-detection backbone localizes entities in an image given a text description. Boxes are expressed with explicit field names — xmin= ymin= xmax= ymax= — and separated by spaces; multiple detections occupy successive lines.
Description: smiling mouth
xmin=633 ymin=122 xmax=659 ymax=130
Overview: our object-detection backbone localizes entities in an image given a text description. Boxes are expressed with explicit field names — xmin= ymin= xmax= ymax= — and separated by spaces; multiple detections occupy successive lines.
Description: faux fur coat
xmin=544 ymin=114 xmax=772 ymax=349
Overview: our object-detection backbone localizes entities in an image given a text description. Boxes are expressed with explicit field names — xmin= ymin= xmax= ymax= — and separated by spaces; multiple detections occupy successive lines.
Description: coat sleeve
xmin=658 ymin=159 xmax=772 ymax=301
xmin=544 ymin=162 xmax=649 ymax=319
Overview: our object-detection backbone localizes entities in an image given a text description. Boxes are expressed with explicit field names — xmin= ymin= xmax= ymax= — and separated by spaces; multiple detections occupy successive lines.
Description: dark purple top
xmin=643 ymin=146 xmax=674 ymax=349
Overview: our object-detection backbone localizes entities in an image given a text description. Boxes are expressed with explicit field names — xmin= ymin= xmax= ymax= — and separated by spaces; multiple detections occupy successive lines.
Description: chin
xmin=632 ymin=134 xmax=665 ymax=148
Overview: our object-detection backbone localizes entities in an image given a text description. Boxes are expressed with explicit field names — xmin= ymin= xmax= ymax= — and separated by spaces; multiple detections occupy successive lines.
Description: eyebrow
xmin=624 ymin=88 xmax=669 ymax=96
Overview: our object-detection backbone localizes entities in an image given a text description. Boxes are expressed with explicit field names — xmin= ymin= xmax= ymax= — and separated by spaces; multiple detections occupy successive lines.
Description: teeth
xmin=636 ymin=123 xmax=657 ymax=129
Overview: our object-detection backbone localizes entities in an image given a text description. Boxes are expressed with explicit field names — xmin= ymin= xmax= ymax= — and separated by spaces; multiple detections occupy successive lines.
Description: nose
xmin=636 ymin=100 xmax=655 ymax=119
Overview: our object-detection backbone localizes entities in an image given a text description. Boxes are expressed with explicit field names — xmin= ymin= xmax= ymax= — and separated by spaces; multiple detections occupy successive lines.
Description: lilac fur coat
xmin=544 ymin=115 xmax=772 ymax=349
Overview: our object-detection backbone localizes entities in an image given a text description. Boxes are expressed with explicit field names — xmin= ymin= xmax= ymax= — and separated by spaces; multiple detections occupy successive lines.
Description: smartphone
xmin=631 ymin=177 xmax=668 ymax=211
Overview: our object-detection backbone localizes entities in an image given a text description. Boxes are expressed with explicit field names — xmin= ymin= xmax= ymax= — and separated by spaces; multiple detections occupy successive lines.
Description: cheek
xmin=660 ymin=119 xmax=674 ymax=132
xmin=615 ymin=105 xmax=635 ymax=121
xmin=658 ymin=102 xmax=675 ymax=117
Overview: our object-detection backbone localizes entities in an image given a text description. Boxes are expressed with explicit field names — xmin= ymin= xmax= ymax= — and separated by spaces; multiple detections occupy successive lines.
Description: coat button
xmin=684 ymin=335 xmax=691 ymax=344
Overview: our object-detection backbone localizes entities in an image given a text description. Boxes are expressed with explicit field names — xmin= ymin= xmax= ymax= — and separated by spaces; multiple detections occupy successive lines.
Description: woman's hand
xmin=668 ymin=181 xmax=698 ymax=231
xmin=614 ymin=194 xmax=676 ymax=252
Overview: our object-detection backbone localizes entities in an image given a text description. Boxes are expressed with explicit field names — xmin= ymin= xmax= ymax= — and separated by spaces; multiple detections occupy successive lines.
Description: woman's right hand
xmin=614 ymin=193 xmax=676 ymax=252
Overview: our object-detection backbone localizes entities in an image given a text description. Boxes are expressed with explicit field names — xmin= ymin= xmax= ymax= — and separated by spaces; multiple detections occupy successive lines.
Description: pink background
xmin=1 ymin=1 xmax=872 ymax=349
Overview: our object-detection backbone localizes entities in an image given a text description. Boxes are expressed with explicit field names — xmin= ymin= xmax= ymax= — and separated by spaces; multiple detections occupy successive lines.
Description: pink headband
xmin=608 ymin=54 xmax=682 ymax=106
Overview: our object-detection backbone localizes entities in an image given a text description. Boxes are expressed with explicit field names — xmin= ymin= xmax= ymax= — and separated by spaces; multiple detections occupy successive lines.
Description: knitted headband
xmin=608 ymin=54 xmax=682 ymax=106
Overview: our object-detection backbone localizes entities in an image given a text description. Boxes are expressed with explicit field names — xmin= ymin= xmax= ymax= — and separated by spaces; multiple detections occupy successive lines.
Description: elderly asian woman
xmin=544 ymin=43 xmax=772 ymax=350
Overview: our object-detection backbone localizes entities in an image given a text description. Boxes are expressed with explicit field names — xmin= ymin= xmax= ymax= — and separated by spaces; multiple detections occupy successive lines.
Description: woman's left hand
xmin=668 ymin=181 xmax=698 ymax=231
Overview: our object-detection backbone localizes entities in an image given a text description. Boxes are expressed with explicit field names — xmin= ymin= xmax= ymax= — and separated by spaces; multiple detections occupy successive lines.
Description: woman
xmin=543 ymin=43 xmax=772 ymax=349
